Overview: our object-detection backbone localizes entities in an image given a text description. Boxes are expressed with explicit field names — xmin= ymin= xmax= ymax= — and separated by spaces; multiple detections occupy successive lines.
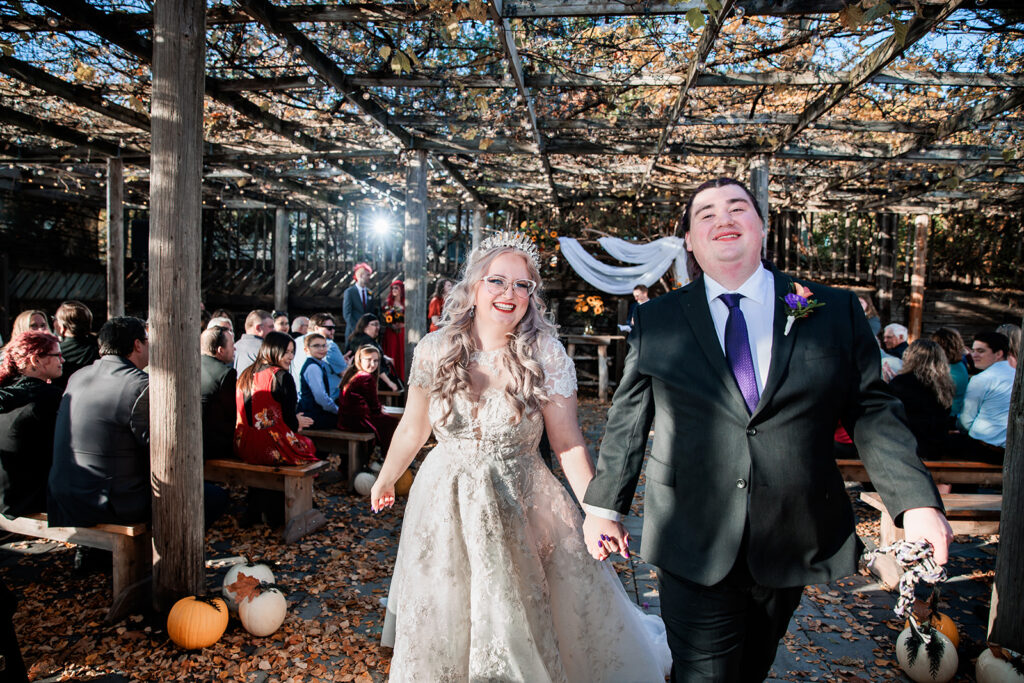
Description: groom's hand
xmin=902 ymin=506 xmax=954 ymax=565
xmin=583 ymin=514 xmax=631 ymax=562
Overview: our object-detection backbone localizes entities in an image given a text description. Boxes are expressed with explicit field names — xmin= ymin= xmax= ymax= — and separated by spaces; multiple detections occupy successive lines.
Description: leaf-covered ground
xmin=0 ymin=398 xmax=999 ymax=682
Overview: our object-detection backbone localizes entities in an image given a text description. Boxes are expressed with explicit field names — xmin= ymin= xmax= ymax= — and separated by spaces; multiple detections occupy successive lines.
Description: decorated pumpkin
xmin=906 ymin=612 xmax=959 ymax=650
xmin=976 ymin=646 xmax=1024 ymax=683
xmin=896 ymin=618 xmax=958 ymax=683
xmin=222 ymin=562 xmax=275 ymax=613
xmin=395 ymin=468 xmax=414 ymax=496
xmin=354 ymin=471 xmax=376 ymax=496
xmin=167 ymin=596 xmax=229 ymax=650
xmin=238 ymin=584 xmax=288 ymax=637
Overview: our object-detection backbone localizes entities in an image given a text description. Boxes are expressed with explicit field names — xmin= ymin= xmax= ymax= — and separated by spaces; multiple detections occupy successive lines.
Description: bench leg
xmin=347 ymin=440 xmax=368 ymax=491
xmin=283 ymin=478 xmax=326 ymax=544
xmin=107 ymin=533 xmax=152 ymax=623
xmin=597 ymin=345 xmax=609 ymax=402
xmin=878 ymin=509 xmax=904 ymax=547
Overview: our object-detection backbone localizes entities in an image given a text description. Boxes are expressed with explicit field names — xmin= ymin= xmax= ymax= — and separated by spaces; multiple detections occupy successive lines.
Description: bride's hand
xmin=370 ymin=479 xmax=396 ymax=513
xmin=583 ymin=514 xmax=631 ymax=561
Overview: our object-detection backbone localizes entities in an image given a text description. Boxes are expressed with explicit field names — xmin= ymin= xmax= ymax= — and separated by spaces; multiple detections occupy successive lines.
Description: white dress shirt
xmin=584 ymin=265 xmax=778 ymax=522
xmin=958 ymin=360 xmax=1015 ymax=447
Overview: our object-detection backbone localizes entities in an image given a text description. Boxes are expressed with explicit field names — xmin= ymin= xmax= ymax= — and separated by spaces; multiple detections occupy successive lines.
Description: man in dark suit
xmin=48 ymin=317 xmax=151 ymax=527
xmin=342 ymin=262 xmax=377 ymax=338
xmin=200 ymin=325 xmax=236 ymax=460
xmin=582 ymin=178 xmax=952 ymax=682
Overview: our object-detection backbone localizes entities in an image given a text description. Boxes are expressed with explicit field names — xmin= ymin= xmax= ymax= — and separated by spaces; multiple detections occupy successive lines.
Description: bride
xmin=369 ymin=232 xmax=671 ymax=682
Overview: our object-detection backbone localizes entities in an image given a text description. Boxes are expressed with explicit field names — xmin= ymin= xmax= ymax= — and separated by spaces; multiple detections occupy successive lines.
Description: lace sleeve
xmin=408 ymin=332 xmax=438 ymax=389
xmin=538 ymin=334 xmax=577 ymax=398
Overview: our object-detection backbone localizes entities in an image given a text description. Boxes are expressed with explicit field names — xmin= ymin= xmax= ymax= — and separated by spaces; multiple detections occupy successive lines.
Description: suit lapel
xmin=680 ymin=277 xmax=750 ymax=415
xmin=752 ymin=266 xmax=799 ymax=419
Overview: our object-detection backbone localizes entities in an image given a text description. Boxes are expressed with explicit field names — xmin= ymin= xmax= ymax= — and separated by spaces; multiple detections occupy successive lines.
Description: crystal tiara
xmin=478 ymin=230 xmax=541 ymax=269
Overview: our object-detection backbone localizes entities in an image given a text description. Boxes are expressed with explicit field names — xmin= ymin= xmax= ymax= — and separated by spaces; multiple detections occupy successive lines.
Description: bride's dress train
xmin=381 ymin=332 xmax=671 ymax=682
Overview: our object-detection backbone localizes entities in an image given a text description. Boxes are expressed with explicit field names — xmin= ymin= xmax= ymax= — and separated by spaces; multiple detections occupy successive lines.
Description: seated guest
xmin=996 ymin=323 xmax=1020 ymax=369
xmin=47 ymin=317 xmax=151 ymax=527
xmin=48 ymin=318 xmax=226 ymax=531
xmin=200 ymin=326 xmax=236 ymax=460
xmin=290 ymin=316 xmax=309 ymax=339
xmin=296 ymin=333 xmax=339 ymax=429
xmin=955 ymin=331 xmax=1014 ymax=464
xmin=272 ymin=310 xmax=290 ymax=334
xmin=233 ymin=309 xmax=273 ymax=374
xmin=882 ymin=323 xmax=909 ymax=359
xmin=337 ymin=345 xmax=400 ymax=457
xmin=931 ymin=327 xmax=969 ymax=419
xmin=887 ymin=340 xmax=954 ymax=460
xmin=234 ymin=331 xmax=317 ymax=467
xmin=345 ymin=314 xmax=400 ymax=392
xmin=10 ymin=310 xmax=50 ymax=336
xmin=207 ymin=316 xmax=233 ymax=332
xmin=291 ymin=313 xmax=346 ymax=400
xmin=0 ymin=331 xmax=63 ymax=517
xmin=53 ymin=300 xmax=99 ymax=391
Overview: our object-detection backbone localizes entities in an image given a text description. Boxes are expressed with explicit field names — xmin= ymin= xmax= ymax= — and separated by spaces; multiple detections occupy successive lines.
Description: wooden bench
xmin=837 ymin=459 xmax=1003 ymax=486
xmin=203 ymin=459 xmax=327 ymax=543
xmin=379 ymin=389 xmax=405 ymax=407
xmin=302 ymin=429 xmax=376 ymax=490
xmin=0 ymin=513 xmax=150 ymax=623
xmin=859 ymin=491 xmax=1002 ymax=586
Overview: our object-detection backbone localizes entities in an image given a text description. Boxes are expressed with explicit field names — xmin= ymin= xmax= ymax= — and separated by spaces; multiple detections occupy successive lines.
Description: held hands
xmin=902 ymin=506 xmax=954 ymax=565
xmin=583 ymin=514 xmax=631 ymax=562
xmin=370 ymin=479 xmax=396 ymax=513
xmin=296 ymin=413 xmax=314 ymax=430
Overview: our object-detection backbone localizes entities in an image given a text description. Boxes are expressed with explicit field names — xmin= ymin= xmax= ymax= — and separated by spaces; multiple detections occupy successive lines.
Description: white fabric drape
xmin=556 ymin=236 xmax=689 ymax=295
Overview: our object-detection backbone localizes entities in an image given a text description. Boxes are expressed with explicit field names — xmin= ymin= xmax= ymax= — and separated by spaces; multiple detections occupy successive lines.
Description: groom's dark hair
xmin=677 ymin=177 xmax=765 ymax=236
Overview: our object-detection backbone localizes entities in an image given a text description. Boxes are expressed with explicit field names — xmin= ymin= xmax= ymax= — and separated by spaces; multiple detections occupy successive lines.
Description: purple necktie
xmin=719 ymin=293 xmax=760 ymax=414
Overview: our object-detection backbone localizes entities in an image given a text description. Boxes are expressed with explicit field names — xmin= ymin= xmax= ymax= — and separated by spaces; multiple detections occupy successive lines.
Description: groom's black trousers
xmin=656 ymin=548 xmax=803 ymax=683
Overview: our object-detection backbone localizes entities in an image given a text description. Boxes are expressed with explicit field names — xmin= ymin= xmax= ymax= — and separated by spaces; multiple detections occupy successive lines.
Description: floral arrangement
xmin=782 ymin=282 xmax=824 ymax=336
xmin=574 ymin=294 xmax=606 ymax=318
xmin=383 ymin=306 xmax=404 ymax=326
xmin=519 ymin=220 xmax=561 ymax=273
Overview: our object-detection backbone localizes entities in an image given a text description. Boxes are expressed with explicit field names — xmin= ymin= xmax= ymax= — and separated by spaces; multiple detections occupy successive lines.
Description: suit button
xmin=736 ymin=479 xmax=748 ymax=489
xmin=746 ymin=428 xmax=757 ymax=436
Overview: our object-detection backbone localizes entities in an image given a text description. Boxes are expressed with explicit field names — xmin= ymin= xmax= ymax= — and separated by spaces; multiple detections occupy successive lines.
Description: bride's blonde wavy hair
xmin=432 ymin=245 xmax=558 ymax=425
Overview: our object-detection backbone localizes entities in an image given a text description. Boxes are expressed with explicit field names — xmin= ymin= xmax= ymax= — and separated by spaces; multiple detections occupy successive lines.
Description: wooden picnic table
xmin=562 ymin=334 xmax=626 ymax=402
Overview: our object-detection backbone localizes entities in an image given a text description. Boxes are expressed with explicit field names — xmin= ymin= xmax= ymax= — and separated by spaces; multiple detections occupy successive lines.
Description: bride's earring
xmin=469 ymin=305 xmax=476 ymax=318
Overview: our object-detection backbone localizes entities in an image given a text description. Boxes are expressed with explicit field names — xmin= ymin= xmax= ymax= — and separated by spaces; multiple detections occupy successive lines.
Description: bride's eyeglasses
xmin=480 ymin=275 xmax=537 ymax=299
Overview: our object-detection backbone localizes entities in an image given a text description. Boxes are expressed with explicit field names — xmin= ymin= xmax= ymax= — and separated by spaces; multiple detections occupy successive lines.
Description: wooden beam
xmin=149 ymin=0 xmax=205 ymax=611
xmin=750 ymin=154 xmax=769 ymax=255
xmin=106 ymin=157 xmax=124 ymax=319
xmin=501 ymin=0 xmax=961 ymax=17
xmin=636 ymin=0 xmax=735 ymax=200
xmin=770 ymin=0 xmax=967 ymax=153
xmin=488 ymin=0 xmax=558 ymax=203
xmin=274 ymin=208 xmax=289 ymax=312
xmin=906 ymin=214 xmax=929 ymax=341
xmin=404 ymin=150 xmax=428 ymax=377
xmin=0 ymin=103 xmax=127 ymax=158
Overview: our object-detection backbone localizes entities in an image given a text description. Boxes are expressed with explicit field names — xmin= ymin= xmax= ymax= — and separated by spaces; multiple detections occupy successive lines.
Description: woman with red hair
xmin=0 ymin=330 xmax=64 ymax=516
xmin=381 ymin=279 xmax=406 ymax=382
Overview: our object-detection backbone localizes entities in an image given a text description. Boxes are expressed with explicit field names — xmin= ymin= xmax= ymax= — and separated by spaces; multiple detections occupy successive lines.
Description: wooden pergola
xmin=1 ymin=0 xmax=1021 ymax=651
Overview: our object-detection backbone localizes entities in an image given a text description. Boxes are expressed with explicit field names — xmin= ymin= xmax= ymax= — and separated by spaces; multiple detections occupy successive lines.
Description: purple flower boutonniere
xmin=782 ymin=283 xmax=825 ymax=336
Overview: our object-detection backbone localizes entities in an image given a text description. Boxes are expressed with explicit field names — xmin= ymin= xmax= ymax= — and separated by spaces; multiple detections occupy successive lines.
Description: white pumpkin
xmin=222 ymin=562 xmax=275 ymax=613
xmin=353 ymin=471 xmax=376 ymax=496
xmin=977 ymin=647 xmax=1024 ymax=683
xmin=239 ymin=585 xmax=288 ymax=637
xmin=896 ymin=620 xmax=959 ymax=683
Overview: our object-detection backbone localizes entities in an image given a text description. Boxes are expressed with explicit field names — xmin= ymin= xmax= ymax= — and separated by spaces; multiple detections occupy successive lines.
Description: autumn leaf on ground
xmin=226 ymin=572 xmax=263 ymax=604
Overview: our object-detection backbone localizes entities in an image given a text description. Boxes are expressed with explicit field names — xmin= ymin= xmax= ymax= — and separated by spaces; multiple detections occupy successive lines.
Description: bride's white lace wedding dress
xmin=381 ymin=331 xmax=671 ymax=682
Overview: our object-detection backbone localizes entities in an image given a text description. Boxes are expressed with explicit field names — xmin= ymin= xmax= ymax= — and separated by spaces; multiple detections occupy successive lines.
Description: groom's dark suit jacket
xmin=583 ymin=265 xmax=942 ymax=589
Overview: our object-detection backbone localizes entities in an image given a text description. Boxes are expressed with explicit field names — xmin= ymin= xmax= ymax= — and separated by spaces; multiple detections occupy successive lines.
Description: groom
xmin=582 ymin=178 xmax=952 ymax=682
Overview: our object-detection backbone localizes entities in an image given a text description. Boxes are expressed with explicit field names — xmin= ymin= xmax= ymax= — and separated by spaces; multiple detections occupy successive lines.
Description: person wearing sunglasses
xmin=0 ymin=330 xmax=64 ymax=517
xmin=368 ymin=232 xmax=671 ymax=681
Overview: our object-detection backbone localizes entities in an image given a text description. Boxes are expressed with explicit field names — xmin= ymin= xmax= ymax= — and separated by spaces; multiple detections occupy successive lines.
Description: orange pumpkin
xmin=905 ymin=612 xmax=959 ymax=649
xmin=167 ymin=596 xmax=229 ymax=650
xmin=395 ymin=469 xmax=414 ymax=496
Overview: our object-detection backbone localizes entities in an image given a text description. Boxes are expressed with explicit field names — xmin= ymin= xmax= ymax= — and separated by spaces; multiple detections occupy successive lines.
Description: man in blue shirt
xmin=957 ymin=330 xmax=1014 ymax=463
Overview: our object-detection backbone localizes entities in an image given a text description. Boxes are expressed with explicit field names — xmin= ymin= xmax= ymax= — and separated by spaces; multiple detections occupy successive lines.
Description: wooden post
xmin=907 ymin=214 xmax=930 ymax=341
xmin=875 ymin=213 xmax=895 ymax=324
xmin=149 ymin=0 xmax=206 ymax=611
xmin=472 ymin=205 xmax=485 ymax=251
xmin=749 ymin=155 xmax=769 ymax=258
xmin=274 ymin=207 xmax=289 ymax=312
xmin=106 ymin=157 xmax=125 ymax=319
xmin=990 ymin=338 xmax=1024 ymax=651
xmin=404 ymin=150 xmax=428 ymax=377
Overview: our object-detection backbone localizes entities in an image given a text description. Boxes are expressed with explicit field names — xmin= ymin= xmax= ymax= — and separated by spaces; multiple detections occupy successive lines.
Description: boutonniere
xmin=782 ymin=283 xmax=825 ymax=336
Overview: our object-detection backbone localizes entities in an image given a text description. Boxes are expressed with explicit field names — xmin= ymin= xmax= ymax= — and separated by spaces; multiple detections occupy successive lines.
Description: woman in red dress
xmin=427 ymin=278 xmax=452 ymax=332
xmin=381 ymin=279 xmax=406 ymax=382
xmin=337 ymin=345 xmax=399 ymax=455
xmin=234 ymin=331 xmax=317 ymax=466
